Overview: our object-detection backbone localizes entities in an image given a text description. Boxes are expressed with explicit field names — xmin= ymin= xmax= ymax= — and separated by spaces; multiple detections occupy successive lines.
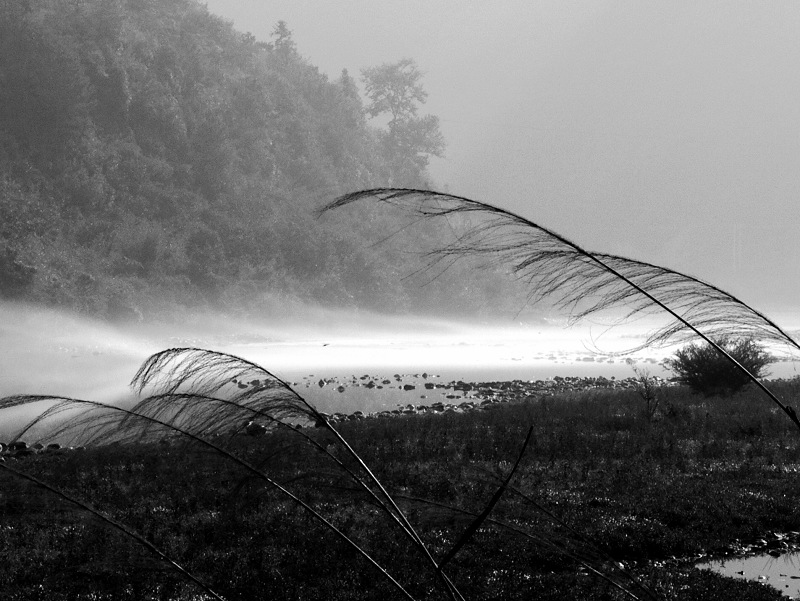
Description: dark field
xmin=4 ymin=379 xmax=800 ymax=600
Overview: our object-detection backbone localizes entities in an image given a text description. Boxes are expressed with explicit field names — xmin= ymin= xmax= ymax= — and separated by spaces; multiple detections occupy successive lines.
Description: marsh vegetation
xmin=3 ymin=375 xmax=800 ymax=600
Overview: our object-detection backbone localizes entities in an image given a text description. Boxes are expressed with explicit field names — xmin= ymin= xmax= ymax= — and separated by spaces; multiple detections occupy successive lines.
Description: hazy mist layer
xmin=204 ymin=0 xmax=800 ymax=310
xmin=4 ymin=300 xmax=800 ymax=441
xmin=0 ymin=301 xmax=670 ymax=401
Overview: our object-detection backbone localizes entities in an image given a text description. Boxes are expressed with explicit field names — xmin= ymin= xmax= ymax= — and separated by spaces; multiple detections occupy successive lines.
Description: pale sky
xmin=203 ymin=1 xmax=800 ymax=311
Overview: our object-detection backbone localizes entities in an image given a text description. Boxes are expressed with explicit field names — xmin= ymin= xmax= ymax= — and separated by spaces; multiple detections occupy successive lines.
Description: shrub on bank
xmin=667 ymin=336 xmax=773 ymax=397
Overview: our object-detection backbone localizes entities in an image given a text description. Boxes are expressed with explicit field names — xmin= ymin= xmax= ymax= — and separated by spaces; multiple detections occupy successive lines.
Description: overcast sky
xmin=203 ymin=1 xmax=800 ymax=312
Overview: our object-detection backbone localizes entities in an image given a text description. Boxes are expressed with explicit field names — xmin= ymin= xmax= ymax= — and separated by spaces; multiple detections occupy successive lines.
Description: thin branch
xmin=438 ymin=426 xmax=533 ymax=569
xmin=395 ymin=493 xmax=656 ymax=601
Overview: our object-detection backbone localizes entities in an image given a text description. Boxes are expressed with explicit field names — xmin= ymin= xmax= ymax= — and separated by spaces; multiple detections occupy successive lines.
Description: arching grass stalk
xmin=0 ymin=393 xmax=417 ymax=601
xmin=577 ymin=250 xmax=800 ymax=430
xmin=130 ymin=348 xmax=466 ymax=601
xmin=321 ymin=188 xmax=800 ymax=432
xmin=144 ymin=390 xmax=465 ymax=599
xmin=317 ymin=407 xmax=465 ymax=601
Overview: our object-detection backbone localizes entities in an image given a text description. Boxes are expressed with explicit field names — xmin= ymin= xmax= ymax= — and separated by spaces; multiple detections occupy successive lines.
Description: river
xmin=2 ymin=301 xmax=799 ymax=438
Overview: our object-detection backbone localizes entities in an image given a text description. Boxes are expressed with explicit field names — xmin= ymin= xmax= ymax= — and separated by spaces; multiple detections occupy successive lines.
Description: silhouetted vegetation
xmin=667 ymin=337 xmax=773 ymax=397
xmin=4 ymin=379 xmax=799 ymax=600
xmin=322 ymin=188 xmax=800 ymax=434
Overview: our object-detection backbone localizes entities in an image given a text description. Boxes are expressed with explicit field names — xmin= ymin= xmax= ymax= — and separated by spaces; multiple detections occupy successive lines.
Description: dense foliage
xmin=0 ymin=0 xmax=527 ymax=320
xmin=667 ymin=337 xmax=773 ymax=397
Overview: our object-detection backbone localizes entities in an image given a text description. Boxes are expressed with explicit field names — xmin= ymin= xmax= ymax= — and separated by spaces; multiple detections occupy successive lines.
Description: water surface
xmin=2 ymin=301 xmax=799 ymax=437
xmin=701 ymin=553 xmax=800 ymax=598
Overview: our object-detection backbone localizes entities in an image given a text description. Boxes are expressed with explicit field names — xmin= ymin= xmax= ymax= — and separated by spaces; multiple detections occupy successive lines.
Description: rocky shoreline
xmin=309 ymin=373 xmax=675 ymax=424
xmin=1 ymin=373 xmax=671 ymax=457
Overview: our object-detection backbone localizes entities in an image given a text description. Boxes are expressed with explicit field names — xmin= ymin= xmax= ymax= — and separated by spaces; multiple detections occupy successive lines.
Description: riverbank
xmin=4 ymin=378 xmax=800 ymax=599
xmin=294 ymin=372 xmax=676 ymax=424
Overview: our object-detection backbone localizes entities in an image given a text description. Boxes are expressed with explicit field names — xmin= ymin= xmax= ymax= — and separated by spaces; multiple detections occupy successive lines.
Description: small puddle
xmin=700 ymin=553 xmax=800 ymax=598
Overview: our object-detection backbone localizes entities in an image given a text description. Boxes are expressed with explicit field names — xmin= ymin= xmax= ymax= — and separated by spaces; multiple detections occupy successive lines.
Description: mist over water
xmin=2 ymin=300 xmax=799 ymax=439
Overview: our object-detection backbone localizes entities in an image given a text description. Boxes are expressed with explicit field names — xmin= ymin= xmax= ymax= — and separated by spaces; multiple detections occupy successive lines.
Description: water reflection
xmin=701 ymin=553 xmax=800 ymax=598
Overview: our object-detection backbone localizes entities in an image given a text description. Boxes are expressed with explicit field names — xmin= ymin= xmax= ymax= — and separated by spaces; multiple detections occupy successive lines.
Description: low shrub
xmin=667 ymin=336 xmax=773 ymax=397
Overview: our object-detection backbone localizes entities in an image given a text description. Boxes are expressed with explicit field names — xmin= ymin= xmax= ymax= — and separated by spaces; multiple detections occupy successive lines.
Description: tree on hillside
xmin=0 ymin=1 xmax=519 ymax=318
xmin=271 ymin=20 xmax=297 ymax=62
xmin=361 ymin=58 xmax=444 ymax=183
xmin=0 ymin=10 xmax=92 ymax=163
xmin=339 ymin=68 xmax=360 ymax=101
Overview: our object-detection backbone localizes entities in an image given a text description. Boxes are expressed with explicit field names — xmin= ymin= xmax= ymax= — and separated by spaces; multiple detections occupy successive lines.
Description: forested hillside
xmin=0 ymin=0 xmax=530 ymax=321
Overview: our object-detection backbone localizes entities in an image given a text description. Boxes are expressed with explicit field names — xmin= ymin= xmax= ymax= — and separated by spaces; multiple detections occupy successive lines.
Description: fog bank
xmin=0 ymin=300 xmax=668 ymax=400
xmin=3 ymin=300 xmax=799 ymax=440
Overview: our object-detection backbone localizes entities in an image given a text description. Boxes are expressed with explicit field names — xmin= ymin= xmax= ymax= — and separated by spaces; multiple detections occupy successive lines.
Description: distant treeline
xmin=0 ymin=0 xmax=532 ymax=321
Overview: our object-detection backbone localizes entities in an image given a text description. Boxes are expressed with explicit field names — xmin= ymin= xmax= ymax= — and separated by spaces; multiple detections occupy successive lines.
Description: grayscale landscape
xmin=2 ymin=2 xmax=800 ymax=599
